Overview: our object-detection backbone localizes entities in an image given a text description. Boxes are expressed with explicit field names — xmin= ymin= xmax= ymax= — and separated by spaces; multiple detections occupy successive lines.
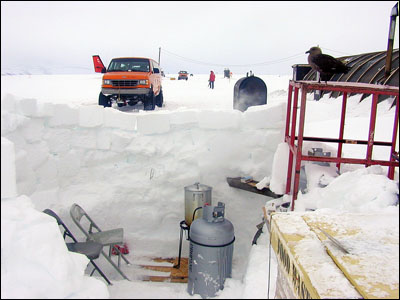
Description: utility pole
xmin=384 ymin=2 xmax=398 ymax=78
xmin=158 ymin=47 xmax=161 ymax=65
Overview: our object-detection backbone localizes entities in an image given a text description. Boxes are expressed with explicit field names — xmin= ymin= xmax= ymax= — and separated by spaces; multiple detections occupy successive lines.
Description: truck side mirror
xmin=153 ymin=68 xmax=160 ymax=74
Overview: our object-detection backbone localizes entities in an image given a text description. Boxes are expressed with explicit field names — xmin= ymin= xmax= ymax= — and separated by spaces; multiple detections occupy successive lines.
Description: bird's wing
xmin=311 ymin=54 xmax=342 ymax=69
xmin=314 ymin=54 xmax=350 ymax=73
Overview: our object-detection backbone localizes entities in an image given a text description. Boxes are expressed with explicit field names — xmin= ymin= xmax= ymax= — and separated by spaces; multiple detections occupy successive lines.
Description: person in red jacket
xmin=209 ymin=70 xmax=215 ymax=89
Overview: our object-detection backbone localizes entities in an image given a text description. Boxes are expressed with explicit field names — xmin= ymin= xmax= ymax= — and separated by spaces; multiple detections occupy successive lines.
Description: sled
xmin=139 ymin=257 xmax=188 ymax=283
xmin=226 ymin=177 xmax=282 ymax=198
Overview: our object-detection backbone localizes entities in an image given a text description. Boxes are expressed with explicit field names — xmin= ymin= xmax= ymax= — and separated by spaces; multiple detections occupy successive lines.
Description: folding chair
xmin=69 ymin=203 xmax=131 ymax=281
xmin=42 ymin=209 xmax=112 ymax=285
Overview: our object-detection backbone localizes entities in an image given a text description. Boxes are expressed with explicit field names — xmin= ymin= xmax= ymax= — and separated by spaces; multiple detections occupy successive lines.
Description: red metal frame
xmin=285 ymin=80 xmax=399 ymax=210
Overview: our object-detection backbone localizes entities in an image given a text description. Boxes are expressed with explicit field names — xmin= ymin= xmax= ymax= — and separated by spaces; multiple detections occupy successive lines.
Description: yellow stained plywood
xmin=270 ymin=212 xmax=362 ymax=299
xmin=303 ymin=214 xmax=399 ymax=299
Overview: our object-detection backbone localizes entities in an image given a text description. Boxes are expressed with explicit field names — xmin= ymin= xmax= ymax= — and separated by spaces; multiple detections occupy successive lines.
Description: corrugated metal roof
xmin=299 ymin=48 xmax=399 ymax=102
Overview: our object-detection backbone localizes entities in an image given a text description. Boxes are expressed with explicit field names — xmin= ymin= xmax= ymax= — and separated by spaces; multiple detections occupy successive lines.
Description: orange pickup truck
xmin=93 ymin=55 xmax=163 ymax=110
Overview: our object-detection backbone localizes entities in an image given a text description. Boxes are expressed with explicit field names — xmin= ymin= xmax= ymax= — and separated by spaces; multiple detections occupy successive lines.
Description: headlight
xmin=103 ymin=79 xmax=112 ymax=85
xmin=139 ymin=80 xmax=148 ymax=85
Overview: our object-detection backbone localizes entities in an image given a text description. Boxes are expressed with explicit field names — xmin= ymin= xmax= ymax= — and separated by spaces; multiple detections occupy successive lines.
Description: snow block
xmin=243 ymin=102 xmax=286 ymax=129
xmin=48 ymin=104 xmax=79 ymax=127
xmin=69 ymin=128 xmax=97 ymax=149
xmin=18 ymin=98 xmax=38 ymax=117
xmin=14 ymin=149 xmax=36 ymax=183
xmin=269 ymin=142 xmax=290 ymax=195
xmin=1 ymin=137 xmax=18 ymax=199
xmin=35 ymin=155 xmax=58 ymax=189
xmin=263 ymin=129 xmax=285 ymax=152
xmin=136 ymin=112 xmax=170 ymax=135
xmin=56 ymin=150 xmax=81 ymax=178
xmin=46 ymin=128 xmax=72 ymax=154
xmin=110 ymin=131 xmax=134 ymax=152
xmin=103 ymin=108 xmax=136 ymax=131
xmin=198 ymin=110 xmax=241 ymax=129
xmin=24 ymin=141 xmax=49 ymax=171
xmin=20 ymin=119 xmax=45 ymax=143
xmin=1 ymin=93 xmax=18 ymax=113
xmin=79 ymin=105 xmax=104 ymax=127
xmin=1 ymin=111 xmax=29 ymax=135
xmin=39 ymin=102 xmax=55 ymax=117
xmin=96 ymin=129 xmax=111 ymax=150
xmin=169 ymin=110 xmax=199 ymax=126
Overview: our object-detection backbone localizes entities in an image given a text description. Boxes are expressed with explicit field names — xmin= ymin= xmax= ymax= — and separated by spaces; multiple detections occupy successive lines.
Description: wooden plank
xmin=139 ymin=257 xmax=188 ymax=283
xmin=141 ymin=275 xmax=188 ymax=283
xmin=226 ymin=177 xmax=282 ymax=198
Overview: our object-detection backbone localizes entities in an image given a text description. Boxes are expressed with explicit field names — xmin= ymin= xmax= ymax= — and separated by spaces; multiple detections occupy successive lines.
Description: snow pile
xmin=1 ymin=195 xmax=109 ymax=299
xmin=295 ymin=165 xmax=399 ymax=212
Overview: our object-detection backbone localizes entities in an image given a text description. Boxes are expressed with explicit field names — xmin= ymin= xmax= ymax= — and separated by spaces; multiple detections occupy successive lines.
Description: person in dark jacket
xmin=209 ymin=71 xmax=215 ymax=89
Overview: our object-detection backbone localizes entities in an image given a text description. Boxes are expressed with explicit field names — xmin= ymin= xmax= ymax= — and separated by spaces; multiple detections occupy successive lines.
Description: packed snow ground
xmin=1 ymin=73 xmax=399 ymax=299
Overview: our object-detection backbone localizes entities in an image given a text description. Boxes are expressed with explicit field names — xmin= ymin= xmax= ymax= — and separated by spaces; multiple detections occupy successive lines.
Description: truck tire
xmin=144 ymin=92 xmax=156 ymax=110
xmin=156 ymin=89 xmax=163 ymax=107
xmin=99 ymin=92 xmax=111 ymax=107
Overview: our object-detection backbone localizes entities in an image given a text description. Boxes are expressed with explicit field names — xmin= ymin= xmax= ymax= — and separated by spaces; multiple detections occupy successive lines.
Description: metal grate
xmin=112 ymin=80 xmax=138 ymax=87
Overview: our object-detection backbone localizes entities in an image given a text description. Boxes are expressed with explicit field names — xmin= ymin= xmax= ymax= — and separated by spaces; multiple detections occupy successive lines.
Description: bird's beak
xmin=305 ymin=50 xmax=310 ymax=54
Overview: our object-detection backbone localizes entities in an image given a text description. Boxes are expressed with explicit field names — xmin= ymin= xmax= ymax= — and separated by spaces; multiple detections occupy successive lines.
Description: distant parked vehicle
xmin=178 ymin=71 xmax=189 ymax=80
xmin=224 ymin=68 xmax=231 ymax=78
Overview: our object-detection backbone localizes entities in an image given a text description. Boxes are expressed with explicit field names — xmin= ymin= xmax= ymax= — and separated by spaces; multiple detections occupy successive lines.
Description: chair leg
xmin=89 ymin=260 xmax=112 ymax=285
xmin=101 ymin=250 xmax=130 ymax=281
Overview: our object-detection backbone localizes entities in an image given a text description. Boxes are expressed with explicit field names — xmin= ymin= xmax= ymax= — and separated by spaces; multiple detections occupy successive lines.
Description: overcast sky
xmin=1 ymin=1 xmax=399 ymax=75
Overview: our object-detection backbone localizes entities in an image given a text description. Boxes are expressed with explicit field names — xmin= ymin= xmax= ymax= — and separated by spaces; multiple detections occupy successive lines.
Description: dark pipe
xmin=385 ymin=3 xmax=398 ymax=78
xmin=192 ymin=206 xmax=203 ymax=223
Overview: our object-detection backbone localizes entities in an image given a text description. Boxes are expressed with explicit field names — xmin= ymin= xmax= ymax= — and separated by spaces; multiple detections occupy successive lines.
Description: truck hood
xmin=103 ymin=71 xmax=151 ymax=80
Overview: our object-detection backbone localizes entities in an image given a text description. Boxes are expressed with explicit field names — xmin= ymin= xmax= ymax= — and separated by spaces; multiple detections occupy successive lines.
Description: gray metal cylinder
xmin=184 ymin=182 xmax=212 ymax=226
xmin=187 ymin=202 xmax=235 ymax=298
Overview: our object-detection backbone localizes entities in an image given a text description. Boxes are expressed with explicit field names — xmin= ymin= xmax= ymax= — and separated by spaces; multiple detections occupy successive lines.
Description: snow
xmin=1 ymin=72 xmax=398 ymax=299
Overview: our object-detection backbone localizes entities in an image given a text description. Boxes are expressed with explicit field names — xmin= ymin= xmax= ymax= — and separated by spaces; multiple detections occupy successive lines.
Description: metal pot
xmin=184 ymin=182 xmax=212 ymax=226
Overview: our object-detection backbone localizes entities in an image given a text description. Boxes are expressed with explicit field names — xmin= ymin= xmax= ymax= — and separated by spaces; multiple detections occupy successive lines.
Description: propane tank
xmin=187 ymin=202 xmax=235 ymax=298
xmin=184 ymin=182 xmax=212 ymax=226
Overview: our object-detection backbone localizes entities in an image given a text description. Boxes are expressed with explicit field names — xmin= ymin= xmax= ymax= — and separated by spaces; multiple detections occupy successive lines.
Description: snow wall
xmin=1 ymin=93 xmax=285 ymax=276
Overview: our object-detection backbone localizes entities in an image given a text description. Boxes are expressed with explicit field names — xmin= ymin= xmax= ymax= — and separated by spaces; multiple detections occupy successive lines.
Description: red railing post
xmin=285 ymin=83 xmax=293 ymax=138
xmin=337 ymin=92 xmax=348 ymax=171
xmin=366 ymin=94 xmax=378 ymax=166
xmin=286 ymin=85 xmax=299 ymax=195
xmin=389 ymin=96 xmax=399 ymax=179
xmin=291 ymin=87 xmax=308 ymax=210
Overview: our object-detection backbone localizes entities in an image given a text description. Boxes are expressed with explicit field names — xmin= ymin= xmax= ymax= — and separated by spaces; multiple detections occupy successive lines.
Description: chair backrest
xmin=43 ymin=209 xmax=78 ymax=243
xmin=70 ymin=203 xmax=102 ymax=238
xmin=70 ymin=203 xmax=86 ymax=223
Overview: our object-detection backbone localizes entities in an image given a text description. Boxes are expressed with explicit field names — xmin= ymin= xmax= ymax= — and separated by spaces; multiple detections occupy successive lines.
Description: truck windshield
xmin=108 ymin=58 xmax=150 ymax=72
